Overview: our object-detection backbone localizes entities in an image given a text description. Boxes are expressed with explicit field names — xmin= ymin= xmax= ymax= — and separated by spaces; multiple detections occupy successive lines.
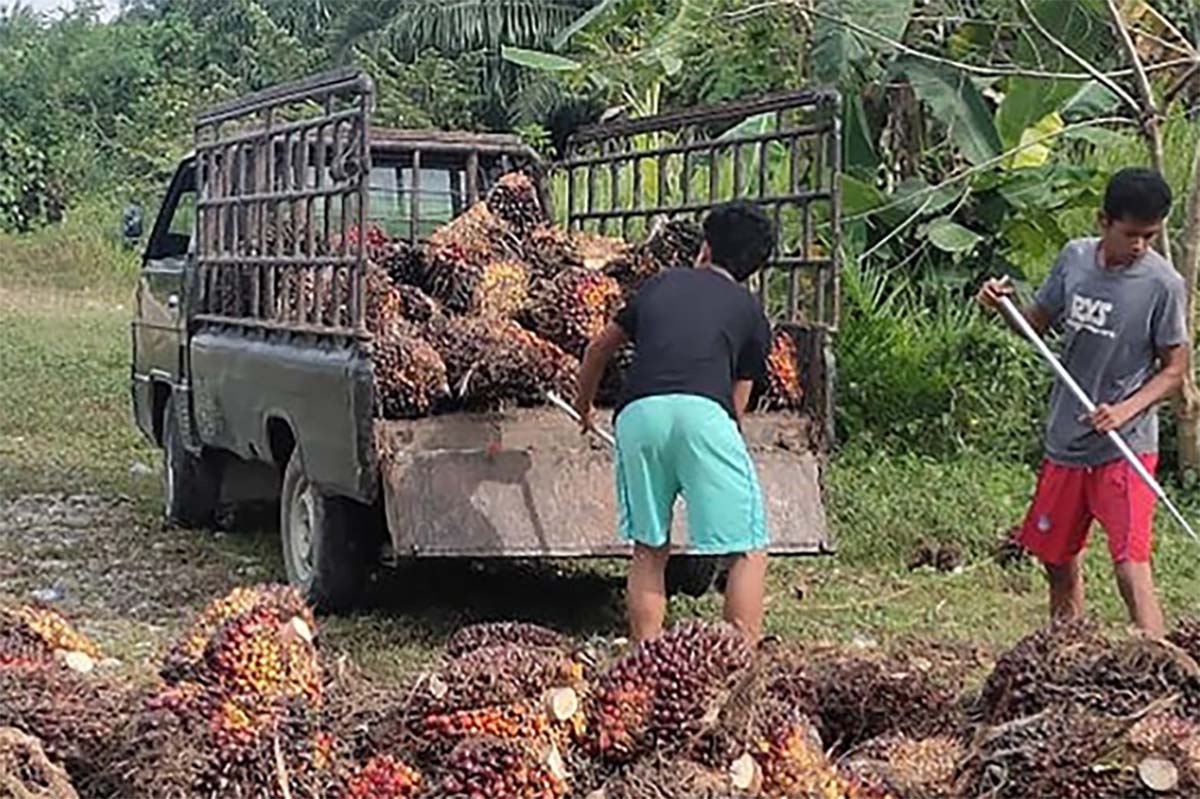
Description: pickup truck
xmin=130 ymin=68 xmax=841 ymax=611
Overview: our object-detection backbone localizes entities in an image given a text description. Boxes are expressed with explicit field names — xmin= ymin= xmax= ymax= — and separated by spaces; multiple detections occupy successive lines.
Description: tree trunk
xmin=1176 ymin=136 xmax=1200 ymax=472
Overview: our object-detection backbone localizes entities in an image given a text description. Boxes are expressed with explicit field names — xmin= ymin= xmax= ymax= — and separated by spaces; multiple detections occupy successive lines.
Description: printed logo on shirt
xmin=1066 ymin=294 xmax=1116 ymax=339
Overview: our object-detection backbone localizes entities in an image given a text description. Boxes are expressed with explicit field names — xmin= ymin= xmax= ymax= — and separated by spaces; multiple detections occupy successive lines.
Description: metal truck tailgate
xmin=376 ymin=410 xmax=830 ymax=558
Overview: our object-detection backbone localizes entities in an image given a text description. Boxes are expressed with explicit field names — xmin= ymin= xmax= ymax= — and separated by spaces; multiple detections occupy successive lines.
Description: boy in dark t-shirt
xmin=574 ymin=201 xmax=774 ymax=643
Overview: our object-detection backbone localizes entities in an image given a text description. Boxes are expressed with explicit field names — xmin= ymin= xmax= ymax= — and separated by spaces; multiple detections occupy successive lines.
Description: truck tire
xmin=280 ymin=449 xmax=373 ymax=613
xmin=163 ymin=399 xmax=220 ymax=528
xmin=665 ymin=554 xmax=719 ymax=598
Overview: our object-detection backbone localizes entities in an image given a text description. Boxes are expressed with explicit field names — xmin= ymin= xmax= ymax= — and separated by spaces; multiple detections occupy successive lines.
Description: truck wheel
xmin=665 ymin=555 xmax=719 ymax=598
xmin=163 ymin=399 xmax=220 ymax=528
xmin=280 ymin=450 xmax=372 ymax=613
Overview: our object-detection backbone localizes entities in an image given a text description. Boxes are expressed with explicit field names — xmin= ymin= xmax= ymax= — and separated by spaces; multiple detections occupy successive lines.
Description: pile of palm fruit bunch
xmin=100 ymin=583 xmax=342 ymax=799
xmin=356 ymin=170 xmax=803 ymax=420
xmin=0 ymin=605 xmax=124 ymax=794
xmin=38 ymin=584 xmax=1200 ymax=799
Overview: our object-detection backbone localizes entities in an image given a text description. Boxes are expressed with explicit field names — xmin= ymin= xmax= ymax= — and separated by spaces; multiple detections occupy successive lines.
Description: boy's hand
xmin=1090 ymin=401 xmax=1135 ymax=433
xmin=976 ymin=276 xmax=1015 ymax=311
xmin=574 ymin=399 xmax=595 ymax=435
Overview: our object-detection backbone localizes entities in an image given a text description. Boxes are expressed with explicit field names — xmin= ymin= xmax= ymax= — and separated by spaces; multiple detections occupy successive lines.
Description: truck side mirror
xmin=122 ymin=204 xmax=144 ymax=244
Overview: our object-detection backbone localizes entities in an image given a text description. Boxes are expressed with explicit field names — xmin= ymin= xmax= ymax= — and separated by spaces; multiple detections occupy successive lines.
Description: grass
xmin=4 ymin=224 xmax=1200 ymax=681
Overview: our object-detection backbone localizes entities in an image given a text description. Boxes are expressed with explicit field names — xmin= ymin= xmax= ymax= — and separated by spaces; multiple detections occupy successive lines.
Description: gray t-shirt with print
xmin=1034 ymin=238 xmax=1188 ymax=466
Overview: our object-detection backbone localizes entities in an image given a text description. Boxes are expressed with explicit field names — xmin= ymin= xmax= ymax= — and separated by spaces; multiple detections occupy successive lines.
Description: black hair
xmin=1103 ymin=167 xmax=1173 ymax=223
xmin=701 ymin=201 xmax=776 ymax=282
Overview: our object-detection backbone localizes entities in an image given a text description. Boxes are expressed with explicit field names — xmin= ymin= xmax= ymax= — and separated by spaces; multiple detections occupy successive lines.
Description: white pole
xmin=999 ymin=296 xmax=1197 ymax=541
xmin=545 ymin=390 xmax=616 ymax=448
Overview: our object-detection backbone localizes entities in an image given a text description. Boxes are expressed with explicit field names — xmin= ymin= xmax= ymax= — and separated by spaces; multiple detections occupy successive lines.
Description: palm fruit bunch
xmin=0 ymin=605 xmax=99 ymax=668
xmin=473 ymin=260 xmax=532 ymax=319
xmin=113 ymin=689 xmax=334 ymax=799
xmin=0 ymin=726 xmax=79 ymax=799
xmin=425 ymin=202 xmax=523 ymax=312
xmin=201 ymin=599 xmax=322 ymax=710
xmin=975 ymin=616 xmax=1108 ymax=725
xmin=436 ymin=735 xmax=569 ymax=799
xmin=422 ymin=643 xmax=586 ymax=716
xmin=752 ymin=714 xmax=843 ymax=798
xmin=393 ymin=283 xmax=443 ymax=328
xmin=526 ymin=267 xmax=624 ymax=356
xmin=436 ymin=316 xmax=579 ymax=409
xmin=638 ymin=218 xmax=704 ymax=273
xmin=340 ymin=754 xmax=423 ymax=799
xmin=0 ymin=662 xmax=125 ymax=791
xmin=421 ymin=701 xmax=553 ymax=755
xmin=763 ymin=328 xmax=804 ymax=411
xmin=806 ymin=649 xmax=963 ymax=752
xmin=604 ymin=217 xmax=702 ymax=296
xmin=1077 ymin=636 xmax=1200 ymax=720
xmin=955 ymin=705 xmax=1126 ymax=799
xmin=697 ymin=643 xmax=819 ymax=770
xmin=372 ymin=328 xmax=450 ymax=419
xmin=485 ymin=171 xmax=546 ymax=238
xmin=575 ymin=231 xmax=635 ymax=273
xmin=366 ymin=261 xmax=408 ymax=337
xmin=161 ymin=583 xmax=312 ymax=685
xmin=524 ymin=225 xmax=583 ymax=280
xmin=596 ymin=756 xmax=733 ymax=799
xmin=446 ymin=621 xmax=572 ymax=658
xmin=379 ymin=239 xmax=426 ymax=287
xmin=842 ymin=734 xmax=963 ymax=799
xmin=587 ymin=621 xmax=753 ymax=762
xmin=1123 ymin=710 xmax=1200 ymax=792
xmin=1170 ymin=616 xmax=1200 ymax=662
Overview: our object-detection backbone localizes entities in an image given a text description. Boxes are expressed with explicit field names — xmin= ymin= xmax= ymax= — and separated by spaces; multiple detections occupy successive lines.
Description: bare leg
xmin=627 ymin=543 xmax=672 ymax=643
xmin=1113 ymin=561 xmax=1165 ymax=637
xmin=1046 ymin=553 xmax=1085 ymax=622
xmin=722 ymin=551 xmax=768 ymax=643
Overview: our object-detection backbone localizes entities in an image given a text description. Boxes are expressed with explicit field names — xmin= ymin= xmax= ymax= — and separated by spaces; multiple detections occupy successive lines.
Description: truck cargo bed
xmin=375 ymin=410 xmax=830 ymax=558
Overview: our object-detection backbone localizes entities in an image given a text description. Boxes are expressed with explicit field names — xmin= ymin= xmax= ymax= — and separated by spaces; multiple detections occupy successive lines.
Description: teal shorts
xmin=614 ymin=394 xmax=768 ymax=554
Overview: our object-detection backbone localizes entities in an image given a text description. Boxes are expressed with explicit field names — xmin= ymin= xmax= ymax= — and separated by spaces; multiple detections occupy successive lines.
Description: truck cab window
xmin=369 ymin=163 xmax=465 ymax=239
xmin=147 ymin=165 xmax=196 ymax=260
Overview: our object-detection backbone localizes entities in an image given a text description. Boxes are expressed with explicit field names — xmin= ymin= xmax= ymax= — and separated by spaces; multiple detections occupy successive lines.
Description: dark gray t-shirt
xmin=1034 ymin=238 xmax=1188 ymax=466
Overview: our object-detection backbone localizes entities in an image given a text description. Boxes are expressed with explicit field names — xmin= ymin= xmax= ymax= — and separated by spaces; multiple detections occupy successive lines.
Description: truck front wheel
xmin=163 ymin=399 xmax=221 ymax=528
xmin=280 ymin=450 xmax=373 ymax=613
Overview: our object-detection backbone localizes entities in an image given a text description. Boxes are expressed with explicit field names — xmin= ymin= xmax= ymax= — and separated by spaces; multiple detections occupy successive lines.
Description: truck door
xmin=133 ymin=160 xmax=196 ymax=406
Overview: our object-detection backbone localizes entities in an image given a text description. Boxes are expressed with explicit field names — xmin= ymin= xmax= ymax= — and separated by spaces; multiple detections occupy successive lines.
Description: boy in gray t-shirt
xmin=978 ymin=167 xmax=1188 ymax=636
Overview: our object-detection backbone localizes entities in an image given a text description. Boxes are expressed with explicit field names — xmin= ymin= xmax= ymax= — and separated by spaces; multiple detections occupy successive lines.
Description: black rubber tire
xmin=279 ymin=449 xmax=373 ymax=613
xmin=665 ymin=554 xmax=720 ymax=598
xmin=162 ymin=398 xmax=220 ymax=528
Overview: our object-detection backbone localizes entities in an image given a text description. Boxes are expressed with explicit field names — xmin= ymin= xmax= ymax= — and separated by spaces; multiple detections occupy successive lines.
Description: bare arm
xmin=574 ymin=322 xmax=628 ymax=431
xmin=733 ymin=379 xmax=753 ymax=431
xmin=1091 ymin=345 xmax=1188 ymax=433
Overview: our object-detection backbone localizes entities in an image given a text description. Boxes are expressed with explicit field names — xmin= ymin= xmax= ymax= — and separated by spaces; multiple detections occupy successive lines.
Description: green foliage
xmin=826 ymin=445 xmax=1035 ymax=563
xmin=835 ymin=259 xmax=1049 ymax=462
xmin=809 ymin=0 xmax=913 ymax=88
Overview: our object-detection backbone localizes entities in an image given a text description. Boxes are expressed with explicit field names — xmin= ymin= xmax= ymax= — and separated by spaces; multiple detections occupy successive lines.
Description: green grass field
xmin=4 ymin=224 xmax=1200 ymax=680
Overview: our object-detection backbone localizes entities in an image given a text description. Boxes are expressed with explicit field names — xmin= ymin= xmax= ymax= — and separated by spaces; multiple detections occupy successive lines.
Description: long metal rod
xmin=545 ymin=391 xmax=615 ymax=448
xmin=999 ymin=296 xmax=1197 ymax=540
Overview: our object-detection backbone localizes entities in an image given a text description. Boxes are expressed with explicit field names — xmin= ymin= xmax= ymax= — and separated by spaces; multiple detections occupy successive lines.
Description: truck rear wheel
xmin=163 ymin=399 xmax=220 ymax=528
xmin=666 ymin=554 xmax=719 ymax=598
xmin=280 ymin=449 xmax=373 ymax=613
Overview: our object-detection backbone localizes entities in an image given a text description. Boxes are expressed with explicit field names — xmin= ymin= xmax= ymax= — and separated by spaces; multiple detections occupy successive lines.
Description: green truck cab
xmin=131 ymin=69 xmax=841 ymax=612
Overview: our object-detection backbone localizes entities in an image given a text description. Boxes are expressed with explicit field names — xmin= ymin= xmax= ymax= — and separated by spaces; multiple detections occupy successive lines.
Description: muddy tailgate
xmin=376 ymin=410 xmax=829 ymax=558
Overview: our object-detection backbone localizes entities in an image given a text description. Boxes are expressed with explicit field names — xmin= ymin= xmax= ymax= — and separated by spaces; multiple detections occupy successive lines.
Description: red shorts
xmin=1018 ymin=455 xmax=1159 ymax=565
